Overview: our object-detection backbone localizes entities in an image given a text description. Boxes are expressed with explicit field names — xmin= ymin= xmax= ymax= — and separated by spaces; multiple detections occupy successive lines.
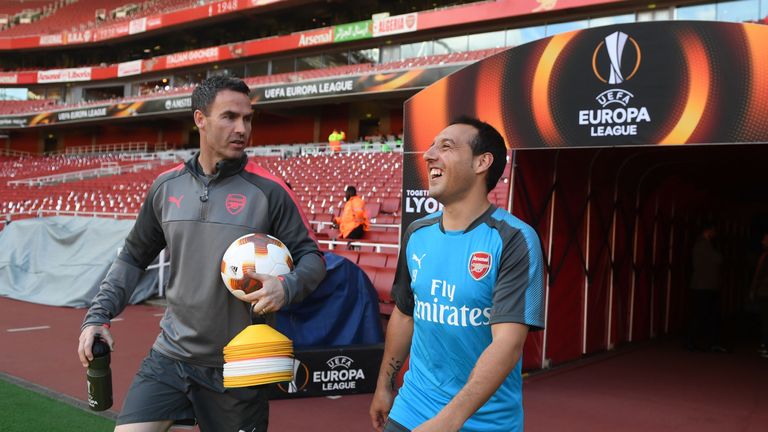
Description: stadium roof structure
xmin=0 ymin=0 xmax=316 ymax=50
xmin=0 ymin=0 xmax=628 ymax=85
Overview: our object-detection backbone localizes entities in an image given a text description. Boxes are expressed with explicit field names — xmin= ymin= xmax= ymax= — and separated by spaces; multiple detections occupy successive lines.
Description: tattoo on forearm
xmin=386 ymin=358 xmax=403 ymax=391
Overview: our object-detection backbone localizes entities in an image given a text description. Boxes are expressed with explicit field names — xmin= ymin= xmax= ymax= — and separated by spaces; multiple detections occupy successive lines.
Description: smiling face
xmin=423 ymin=123 xmax=487 ymax=206
xmin=194 ymin=89 xmax=253 ymax=172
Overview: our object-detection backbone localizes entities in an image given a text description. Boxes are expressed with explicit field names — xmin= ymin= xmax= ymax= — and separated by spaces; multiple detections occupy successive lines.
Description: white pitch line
xmin=7 ymin=325 xmax=51 ymax=333
xmin=111 ymin=318 xmax=124 ymax=322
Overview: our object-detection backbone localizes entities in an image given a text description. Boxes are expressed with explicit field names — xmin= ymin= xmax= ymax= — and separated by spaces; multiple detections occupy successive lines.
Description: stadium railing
xmin=6 ymin=159 xmax=164 ymax=187
xmin=63 ymin=141 xmax=150 ymax=155
xmin=0 ymin=148 xmax=31 ymax=157
xmin=0 ymin=149 xmax=413 ymax=312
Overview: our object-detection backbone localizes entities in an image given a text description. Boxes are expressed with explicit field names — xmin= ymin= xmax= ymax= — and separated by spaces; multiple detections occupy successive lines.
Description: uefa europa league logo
xmin=592 ymin=31 xmax=641 ymax=84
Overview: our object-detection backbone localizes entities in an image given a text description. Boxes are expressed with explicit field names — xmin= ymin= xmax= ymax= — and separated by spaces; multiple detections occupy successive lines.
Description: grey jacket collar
xmin=186 ymin=153 xmax=248 ymax=180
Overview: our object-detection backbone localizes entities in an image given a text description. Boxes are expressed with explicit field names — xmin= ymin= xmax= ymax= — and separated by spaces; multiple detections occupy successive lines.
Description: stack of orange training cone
xmin=223 ymin=324 xmax=294 ymax=388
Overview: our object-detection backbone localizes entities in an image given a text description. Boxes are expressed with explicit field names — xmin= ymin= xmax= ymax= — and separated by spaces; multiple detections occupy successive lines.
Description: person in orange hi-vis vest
xmin=334 ymin=185 xmax=369 ymax=239
xmin=328 ymin=129 xmax=342 ymax=152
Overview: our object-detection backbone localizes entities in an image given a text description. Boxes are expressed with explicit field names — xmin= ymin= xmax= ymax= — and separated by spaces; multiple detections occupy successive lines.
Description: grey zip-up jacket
xmin=82 ymin=153 xmax=326 ymax=366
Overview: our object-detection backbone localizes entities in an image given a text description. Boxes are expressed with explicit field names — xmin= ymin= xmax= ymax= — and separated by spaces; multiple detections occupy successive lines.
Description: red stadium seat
xmin=374 ymin=268 xmax=395 ymax=304
xmin=332 ymin=249 xmax=359 ymax=264
xmin=358 ymin=252 xmax=386 ymax=268
xmin=364 ymin=202 xmax=381 ymax=219
xmin=380 ymin=197 xmax=400 ymax=215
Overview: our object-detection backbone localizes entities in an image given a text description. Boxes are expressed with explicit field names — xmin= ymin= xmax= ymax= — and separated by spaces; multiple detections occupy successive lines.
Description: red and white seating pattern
xmin=1 ymin=160 xmax=177 ymax=216
xmin=0 ymin=153 xmax=136 ymax=180
xmin=0 ymin=99 xmax=56 ymax=114
xmin=1 ymin=151 xmax=510 ymax=313
xmin=0 ymin=0 xmax=199 ymax=37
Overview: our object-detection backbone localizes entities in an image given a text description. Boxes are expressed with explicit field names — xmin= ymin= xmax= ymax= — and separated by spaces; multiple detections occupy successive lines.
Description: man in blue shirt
xmin=370 ymin=116 xmax=544 ymax=432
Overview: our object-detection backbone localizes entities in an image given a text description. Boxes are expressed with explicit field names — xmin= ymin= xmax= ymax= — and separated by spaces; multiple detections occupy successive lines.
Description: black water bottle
xmin=87 ymin=336 xmax=113 ymax=411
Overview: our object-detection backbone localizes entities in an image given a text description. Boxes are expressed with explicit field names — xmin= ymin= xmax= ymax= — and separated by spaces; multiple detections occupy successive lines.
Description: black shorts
xmin=384 ymin=418 xmax=410 ymax=432
xmin=117 ymin=349 xmax=269 ymax=431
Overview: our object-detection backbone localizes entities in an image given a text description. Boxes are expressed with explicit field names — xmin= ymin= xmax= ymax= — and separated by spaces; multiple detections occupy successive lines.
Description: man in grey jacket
xmin=76 ymin=76 xmax=326 ymax=431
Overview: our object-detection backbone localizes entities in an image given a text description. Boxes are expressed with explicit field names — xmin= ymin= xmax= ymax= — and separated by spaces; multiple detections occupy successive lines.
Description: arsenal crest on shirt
xmin=468 ymin=252 xmax=492 ymax=281
xmin=225 ymin=193 xmax=247 ymax=215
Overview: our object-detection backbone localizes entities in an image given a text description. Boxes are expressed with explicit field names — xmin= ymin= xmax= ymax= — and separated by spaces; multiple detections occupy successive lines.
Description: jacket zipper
xmin=199 ymin=184 xmax=209 ymax=221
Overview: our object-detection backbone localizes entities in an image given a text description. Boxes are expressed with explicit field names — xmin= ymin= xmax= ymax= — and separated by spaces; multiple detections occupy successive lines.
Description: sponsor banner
xmin=146 ymin=16 xmax=163 ymax=30
xmin=252 ymin=66 xmax=460 ymax=104
xmin=117 ymin=60 xmax=143 ymax=77
xmin=129 ymin=17 xmax=147 ymax=35
xmin=165 ymin=47 xmax=220 ymax=68
xmin=269 ymin=345 xmax=383 ymax=399
xmin=0 ymin=66 xmax=460 ymax=128
xmin=0 ymin=95 xmax=194 ymax=128
xmin=55 ymin=106 xmax=109 ymax=122
xmin=260 ymin=78 xmax=355 ymax=100
xmin=402 ymin=21 xmax=768 ymax=228
xmin=37 ymin=67 xmax=92 ymax=83
xmin=297 ymin=28 xmax=334 ymax=48
xmin=0 ymin=73 xmax=18 ymax=84
xmin=372 ymin=13 xmax=417 ymax=37
xmin=334 ymin=20 xmax=372 ymax=43
xmin=92 ymin=65 xmax=118 ymax=81
xmin=0 ymin=116 xmax=29 ymax=128
xmin=3 ymin=0 xmax=622 ymax=50
xmin=224 ymin=42 xmax=245 ymax=59
xmin=92 ymin=22 xmax=130 ymax=42
xmin=141 ymin=57 xmax=163 ymax=73
xmin=162 ymin=96 xmax=192 ymax=111
xmin=241 ymin=34 xmax=298 ymax=57
xmin=15 ymin=72 xmax=37 ymax=85
xmin=38 ymin=33 xmax=64 ymax=46
xmin=403 ymin=189 xmax=443 ymax=218
xmin=64 ymin=29 xmax=92 ymax=44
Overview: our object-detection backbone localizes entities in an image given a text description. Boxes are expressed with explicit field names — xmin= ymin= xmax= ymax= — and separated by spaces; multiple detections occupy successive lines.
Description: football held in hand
xmin=220 ymin=233 xmax=294 ymax=301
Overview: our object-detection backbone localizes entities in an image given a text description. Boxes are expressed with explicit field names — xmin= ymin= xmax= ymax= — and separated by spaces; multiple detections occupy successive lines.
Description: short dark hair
xmin=450 ymin=115 xmax=507 ymax=193
xmin=192 ymin=76 xmax=250 ymax=115
xmin=346 ymin=185 xmax=357 ymax=195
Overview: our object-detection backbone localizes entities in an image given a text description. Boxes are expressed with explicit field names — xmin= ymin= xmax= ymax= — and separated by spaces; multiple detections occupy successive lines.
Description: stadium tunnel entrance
xmin=401 ymin=21 xmax=768 ymax=370
xmin=510 ymin=143 xmax=768 ymax=368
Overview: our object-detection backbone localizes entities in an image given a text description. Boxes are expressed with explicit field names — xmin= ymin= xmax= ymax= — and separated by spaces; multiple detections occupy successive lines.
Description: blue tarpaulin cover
xmin=276 ymin=251 xmax=384 ymax=347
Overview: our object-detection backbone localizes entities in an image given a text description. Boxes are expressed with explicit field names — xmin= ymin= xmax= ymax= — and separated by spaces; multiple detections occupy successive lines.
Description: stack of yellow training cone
xmin=223 ymin=324 xmax=294 ymax=388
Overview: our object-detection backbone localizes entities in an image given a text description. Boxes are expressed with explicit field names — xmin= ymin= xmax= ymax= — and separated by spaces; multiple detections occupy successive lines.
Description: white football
xmin=220 ymin=233 xmax=294 ymax=301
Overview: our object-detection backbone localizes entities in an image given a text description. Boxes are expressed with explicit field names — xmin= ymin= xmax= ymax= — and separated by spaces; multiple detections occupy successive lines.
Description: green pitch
xmin=0 ymin=377 xmax=115 ymax=431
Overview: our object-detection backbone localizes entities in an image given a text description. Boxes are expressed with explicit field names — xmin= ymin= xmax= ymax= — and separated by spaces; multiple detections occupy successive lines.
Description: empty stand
xmin=0 ymin=99 xmax=56 ymax=114
xmin=0 ymin=0 xmax=200 ymax=37
xmin=0 ymin=150 xmax=510 ymax=315
xmin=0 ymin=48 xmax=505 ymax=116
xmin=1 ymin=154 xmax=179 ymax=217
